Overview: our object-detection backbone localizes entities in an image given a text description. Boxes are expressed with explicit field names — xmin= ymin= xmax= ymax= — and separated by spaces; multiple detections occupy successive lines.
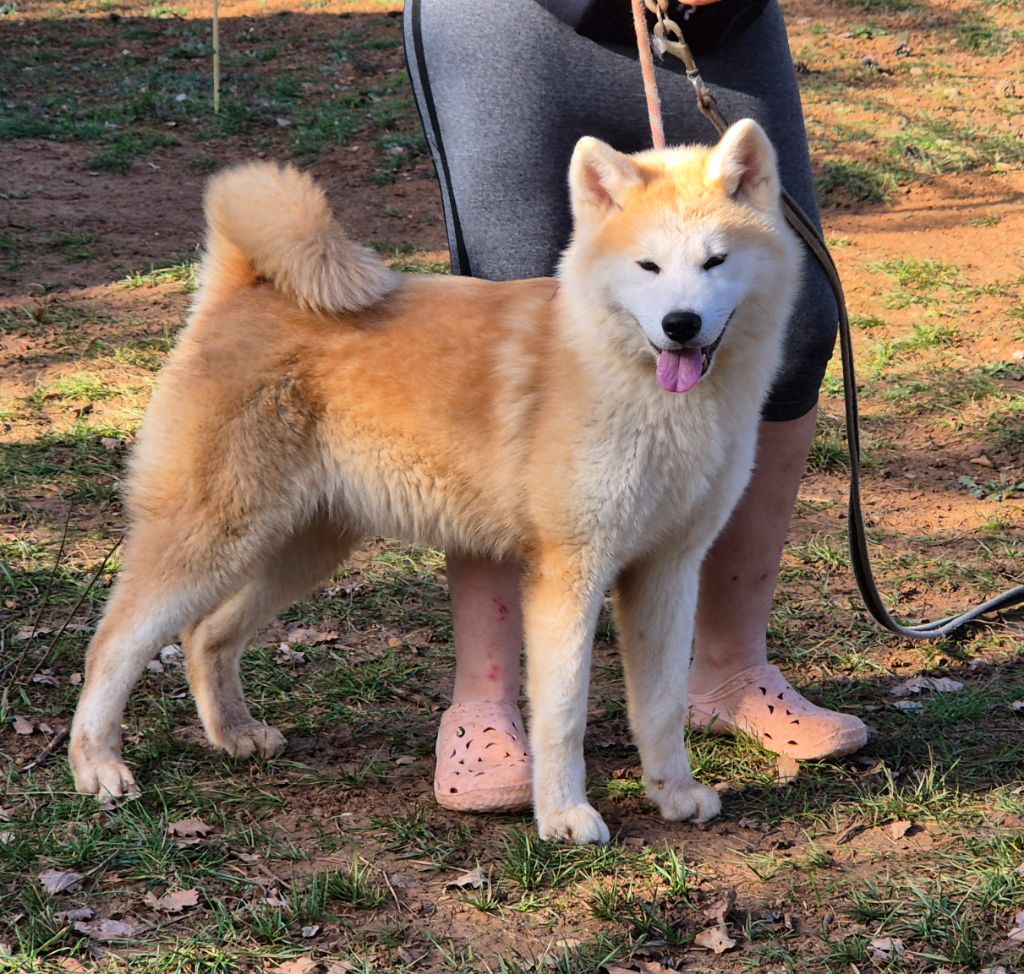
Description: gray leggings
xmin=404 ymin=0 xmax=837 ymax=421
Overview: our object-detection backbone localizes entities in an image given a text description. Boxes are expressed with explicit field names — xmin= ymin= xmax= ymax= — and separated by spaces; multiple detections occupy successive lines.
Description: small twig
xmin=26 ymin=506 xmax=73 ymax=646
xmin=2 ymin=508 xmax=73 ymax=684
xmin=23 ymin=538 xmax=123 ymax=685
xmin=212 ymin=0 xmax=221 ymax=113
xmin=381 ymin=867 xmax=406 ymax=914
xmin=21 ymin=727 xmax=69 ymax=772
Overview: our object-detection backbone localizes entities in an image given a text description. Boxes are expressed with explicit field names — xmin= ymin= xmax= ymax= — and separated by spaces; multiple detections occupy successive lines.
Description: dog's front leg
xmin=614 ymin=546 xmax=721 ymax=825
xmin=523 ymin=547 xmax=609 ymax=845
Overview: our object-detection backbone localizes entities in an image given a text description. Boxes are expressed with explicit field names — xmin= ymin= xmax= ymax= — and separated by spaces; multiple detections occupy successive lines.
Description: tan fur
xmin=70 ymin=120 xmax=801 ymax=844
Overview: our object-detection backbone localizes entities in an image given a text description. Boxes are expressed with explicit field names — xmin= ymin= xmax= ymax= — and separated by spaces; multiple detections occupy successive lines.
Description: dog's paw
xmin=215 ymin=721 xmax=286 ymax=760
xmin=537 ymin=803 xmax=611 ymax=845
xmin=72 ymin=755 xmax=141 ymax=801
xmin=649 ymin=779 xmax=720 ymax=824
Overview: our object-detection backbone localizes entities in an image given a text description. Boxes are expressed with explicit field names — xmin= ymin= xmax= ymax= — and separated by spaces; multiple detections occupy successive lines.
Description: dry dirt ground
xmin=1 ymin=1 xmax=1023 ymax=972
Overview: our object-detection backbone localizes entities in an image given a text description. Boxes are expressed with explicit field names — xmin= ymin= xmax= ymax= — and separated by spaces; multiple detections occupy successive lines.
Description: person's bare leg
xmin=689 ymin=410 xmax=817 ymax=693
xmin=689 ymin=407 xmax=867 ymax=759
xmin=448 ymin=553 xmax=522 ymax=705
xmin=433 ymin=553 xmax=531 ymax=812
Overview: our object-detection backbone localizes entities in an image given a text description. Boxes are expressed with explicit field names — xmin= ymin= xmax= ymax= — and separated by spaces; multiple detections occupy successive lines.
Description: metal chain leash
xmin=629 ymin=0 xmax=1024 ymax=639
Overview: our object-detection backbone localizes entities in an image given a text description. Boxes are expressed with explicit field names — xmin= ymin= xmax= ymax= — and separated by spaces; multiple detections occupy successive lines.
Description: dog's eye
xmin=637 ymin=260 xmax=661 ymax=274
xmin=702 ymin=254 xmax=727 ymax=271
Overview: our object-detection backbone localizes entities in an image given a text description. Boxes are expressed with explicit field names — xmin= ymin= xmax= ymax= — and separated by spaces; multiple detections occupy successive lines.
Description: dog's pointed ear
xmin=706 ymin=119 xmax=780 ymax=211
xmin=569 ymin=137 xmax=644 ymax=221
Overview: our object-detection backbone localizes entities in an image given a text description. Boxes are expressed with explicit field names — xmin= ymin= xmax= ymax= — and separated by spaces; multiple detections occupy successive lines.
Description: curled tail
xmin=198 ymin=162 xmax=397 ymax=314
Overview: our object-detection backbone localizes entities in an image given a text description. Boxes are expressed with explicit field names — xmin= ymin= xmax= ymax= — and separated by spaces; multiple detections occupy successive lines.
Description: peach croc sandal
xmin=688 ymin=663 xmax=868 ymax=761
xmin=433 ymin=702 xmax=532 ymax=812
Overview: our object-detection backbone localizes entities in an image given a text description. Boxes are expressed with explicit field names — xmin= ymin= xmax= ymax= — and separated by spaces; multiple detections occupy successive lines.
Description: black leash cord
xmin=779 ymin=191 xmax=1024 ymax=639
xmin=647 ymin=10 xmax=1024 ymax=638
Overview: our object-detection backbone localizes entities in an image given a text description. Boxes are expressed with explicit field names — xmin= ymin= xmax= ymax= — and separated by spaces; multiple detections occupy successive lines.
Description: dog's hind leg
xmin=184 ymin=516 xmax=357 ymax=760
xmin=614 ymin=545 xmax=720 ymax=826
xmin=69 ymin=537 xmax=230 ymax=799
xmin=523 ymin=546 xmax=610 ymax=845
xmin=69 ymin=506 xmax=309 ymax=798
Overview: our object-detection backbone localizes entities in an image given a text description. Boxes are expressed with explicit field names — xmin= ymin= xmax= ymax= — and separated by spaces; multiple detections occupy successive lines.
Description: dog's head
xmin=560 ymin=119 xmax=800 ymax=394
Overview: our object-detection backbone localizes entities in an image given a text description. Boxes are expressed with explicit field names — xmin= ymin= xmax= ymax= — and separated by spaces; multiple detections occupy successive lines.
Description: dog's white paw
xmin=649 ymin=779 xmax=720 ymax=824
xmin=537 ymin=803 xmax=611 ymax=845
xmin=72 ymin=755 xmax=142 ymax=801
xmin=215 ymin=720 xmax=286 ymax=760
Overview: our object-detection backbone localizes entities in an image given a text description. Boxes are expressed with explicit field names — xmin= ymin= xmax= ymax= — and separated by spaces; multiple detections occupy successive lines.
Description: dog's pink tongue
xmin=656 ymin=347 xmax=703 ymax=393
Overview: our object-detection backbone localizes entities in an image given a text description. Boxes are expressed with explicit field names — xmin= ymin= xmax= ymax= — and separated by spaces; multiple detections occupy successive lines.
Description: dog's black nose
xmin=661 ymin=310 xmax=703 ymax=345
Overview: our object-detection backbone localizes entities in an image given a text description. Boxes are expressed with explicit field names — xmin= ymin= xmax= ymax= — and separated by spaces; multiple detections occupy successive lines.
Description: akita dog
xmin=69 ymin=118 xmax=800 ymax=844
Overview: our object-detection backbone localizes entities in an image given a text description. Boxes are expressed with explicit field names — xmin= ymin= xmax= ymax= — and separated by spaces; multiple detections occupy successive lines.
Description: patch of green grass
xmin=891 ymin=117 xmax=1024 ymax=175
xmin=368 ymin=807 xmax=473 ymax=868
xmin=807 ymin=415 xmax=849 ymax=473
xmin=86 ymin=129 xmax=178 ymax=174
xmin=850 ymin=312 xmax=888 ymax=330
xmin=45 ymin=232 xmax=102 ymax=263
xmin=0 ymin=233 xmax=22 ymax=270
xmin=119 ymin=258 xmax=197 ymax=292
xmin=871 ymin=257 xmax=962 ymax=300
xmin=955 ymin=14 xmax=1013 ymax=53
xmin=832 ymin=0 xmax=918 ymax=10
xmin=378 ymin=244 xmax=450 ymax=274
xmin=958 ymin=474 xmax=1024 ymax=501
xmin=499 ymin=834 xmax=635 ymax=892
xmin=816 ymin=159 xmax=899 ymax=206
xmin=26 ymin=371 xmax=123 ymax=407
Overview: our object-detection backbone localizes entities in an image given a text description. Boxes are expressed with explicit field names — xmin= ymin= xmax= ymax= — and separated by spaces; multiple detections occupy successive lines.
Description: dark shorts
xmin=403 ymin=0 xmax=837 ymax=421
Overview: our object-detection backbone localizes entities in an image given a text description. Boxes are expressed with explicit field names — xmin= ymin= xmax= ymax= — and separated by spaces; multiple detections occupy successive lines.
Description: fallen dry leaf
xmin=889 ymin=820 xmax=914 ymax=839
xmin=892 ymin=700 xmax=924 ymax=711
xmin=445 ymin=866 xmax=487 ymax=889
xmin=703 ymin=888 xmax=737 ymax=925
xmin=1006 ymin=910 xmax=1024 ymax=942
xmin=167 ymin=817 xmax=212 ymax=839
xmin=891 ymin=676 xmax=964 ymax=697
xmin=56 ymin=958 xmax=89 ymax=973
xmin=73 ymin=918 xmax=136 ymax=942
xmin=269 ymin=957 xmax=320 ymax=974
xmin=276 ymin=643 xmax=307 ymax=664
xmin=627 ymin=960 xmax=684 ymax=973
xmin=285 ymin=626 xmax=338 ymax=646
xmin=776 ymin=753 xmax=800 ymax=785
xmin=300 ymin=924 xmax=320 ymax=938
xmin=15 ymin=626 xmax=51 ymax=640
xmin=693 ymin=924 xmax=737 ymax=954
xmin=13 ymin=716 xmax=35 ymax=736
xmin=868 ymin=936 xmax=905 ymax=961
xmin=54 ymin=907 xmax=95 ymax=924
xmin=39 ymin=869 xmax=84 ymax=895
xmin=159 ymin=644 xmax=184 ymax=665
xmin=143 ymin=887 xmax=200 ymax=913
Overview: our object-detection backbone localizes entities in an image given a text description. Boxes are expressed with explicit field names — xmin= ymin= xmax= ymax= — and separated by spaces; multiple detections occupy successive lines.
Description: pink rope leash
xmin=630 ymin=0 xmax=666 ymax=149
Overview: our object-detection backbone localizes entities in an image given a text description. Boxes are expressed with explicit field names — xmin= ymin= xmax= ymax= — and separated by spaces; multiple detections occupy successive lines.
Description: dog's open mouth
xmin=652 ymin=330 xmax=725 ymax=395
